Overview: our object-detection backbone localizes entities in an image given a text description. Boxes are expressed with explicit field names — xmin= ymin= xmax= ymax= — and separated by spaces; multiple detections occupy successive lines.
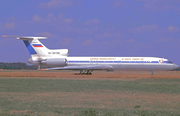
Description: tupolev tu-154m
xmin=2 ymin=36 xmax=178 ymax=75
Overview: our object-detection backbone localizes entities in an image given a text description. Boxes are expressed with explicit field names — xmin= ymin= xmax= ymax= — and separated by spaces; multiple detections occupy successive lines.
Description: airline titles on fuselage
xmin=90 ymin=58 xmax=144 ymax=61
xmin=90 ymin=58 xmax=116 ymax=60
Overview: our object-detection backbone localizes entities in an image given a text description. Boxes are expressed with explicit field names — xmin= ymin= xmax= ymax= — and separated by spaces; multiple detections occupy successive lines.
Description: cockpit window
xmin=167 ymin=61 xmax=173 ymax=64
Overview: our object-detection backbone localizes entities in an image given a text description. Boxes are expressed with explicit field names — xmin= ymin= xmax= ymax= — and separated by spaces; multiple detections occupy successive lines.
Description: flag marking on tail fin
xmin=33 ymin=44 xmax=43 ymax=47
xmin=23 ymin=40 xmax=37 ymax=55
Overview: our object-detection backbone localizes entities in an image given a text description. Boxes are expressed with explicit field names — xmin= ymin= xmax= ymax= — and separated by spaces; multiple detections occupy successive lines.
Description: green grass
xmin=0 ymin=78 xmax=180 ymax=93
xmin=0 ymin=78 xmax=180 ymax=115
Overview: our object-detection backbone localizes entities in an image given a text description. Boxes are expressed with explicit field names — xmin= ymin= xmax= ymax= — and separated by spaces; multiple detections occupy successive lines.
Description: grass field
xmin=0 ymin=70 xmax=180 ymax=116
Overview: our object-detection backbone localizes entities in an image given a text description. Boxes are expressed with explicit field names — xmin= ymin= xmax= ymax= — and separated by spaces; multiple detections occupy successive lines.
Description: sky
xmin=0 ymin=0 xmax=180 ymax=65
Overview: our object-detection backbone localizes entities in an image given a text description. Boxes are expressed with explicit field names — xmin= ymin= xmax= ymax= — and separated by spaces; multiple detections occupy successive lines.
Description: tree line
xmin=0 ymin=62 xmax=38 ymax=70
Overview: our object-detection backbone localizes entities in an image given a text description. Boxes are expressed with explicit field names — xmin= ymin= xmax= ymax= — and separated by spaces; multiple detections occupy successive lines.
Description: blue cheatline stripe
xmin=67 ymin=61 xmax=172 ymax=64
xmin=23 ymin=40 xmax=37 ymax=55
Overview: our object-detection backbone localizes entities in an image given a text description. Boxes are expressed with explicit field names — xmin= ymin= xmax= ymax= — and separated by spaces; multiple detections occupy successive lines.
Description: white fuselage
xmin=65 ymin=57 xmax=177 ymax=71
xmin=29 ymin=56 xmax=178 ymax=71
xmin=4 ymin=36 xmax=178 ymax=72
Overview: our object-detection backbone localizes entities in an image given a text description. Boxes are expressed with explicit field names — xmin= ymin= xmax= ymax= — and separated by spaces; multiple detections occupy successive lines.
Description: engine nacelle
xmin=28 ymin=58 xmax=40 ymax=65
xmin=41 ymin=58 xmax=67 ymax=67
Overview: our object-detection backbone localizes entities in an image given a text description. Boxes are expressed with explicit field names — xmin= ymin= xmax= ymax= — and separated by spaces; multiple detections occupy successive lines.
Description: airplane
xmin=2 ymin=35 xmax=179 ymax=75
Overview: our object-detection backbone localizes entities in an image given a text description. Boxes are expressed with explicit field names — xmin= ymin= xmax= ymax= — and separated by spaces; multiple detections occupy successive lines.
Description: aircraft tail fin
xmin=2 ymin=35 xmax=48 ymax=56
xmin=2 ymin=35 xmax=69 ymax=58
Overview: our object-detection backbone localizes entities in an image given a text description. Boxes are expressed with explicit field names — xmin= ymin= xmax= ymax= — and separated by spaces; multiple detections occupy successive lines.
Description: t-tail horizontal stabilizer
xmin=2 ymin=35 xmax=47 ymax=40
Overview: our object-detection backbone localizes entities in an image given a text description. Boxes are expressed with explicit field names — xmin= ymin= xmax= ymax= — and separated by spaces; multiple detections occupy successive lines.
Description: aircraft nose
xmin=173 ymin=64 xmax=179 ymax=69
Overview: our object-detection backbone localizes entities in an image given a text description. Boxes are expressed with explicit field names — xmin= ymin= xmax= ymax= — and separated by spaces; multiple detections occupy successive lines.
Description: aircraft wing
xmin=46 ymin=65 xmax=114 ymax=71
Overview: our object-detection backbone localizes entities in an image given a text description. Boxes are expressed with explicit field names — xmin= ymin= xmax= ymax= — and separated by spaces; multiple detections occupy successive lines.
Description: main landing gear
xmin=75 ymin=70 xmax=93 ymax=75
xmin=37 ymin=65 xmax=41 ymax=70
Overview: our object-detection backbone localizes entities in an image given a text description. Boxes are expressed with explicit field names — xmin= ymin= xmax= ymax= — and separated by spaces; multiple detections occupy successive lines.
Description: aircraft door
xmin=118 ymin=60 xmax=121 ymax=65
xmin=118 ymin=59 xmax=122 ymax=70
xmin=140 ymin=58 xmax=144 ymax=70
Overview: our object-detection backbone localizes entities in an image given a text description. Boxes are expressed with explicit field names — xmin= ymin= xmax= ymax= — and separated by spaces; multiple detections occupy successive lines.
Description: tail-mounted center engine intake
xmin=41 ymin=58 xmax=67 ymax=67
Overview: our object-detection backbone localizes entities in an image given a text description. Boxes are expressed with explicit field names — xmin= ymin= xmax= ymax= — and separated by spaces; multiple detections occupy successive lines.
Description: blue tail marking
xmin=23 ymin=40 xmax=37 ymax=55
